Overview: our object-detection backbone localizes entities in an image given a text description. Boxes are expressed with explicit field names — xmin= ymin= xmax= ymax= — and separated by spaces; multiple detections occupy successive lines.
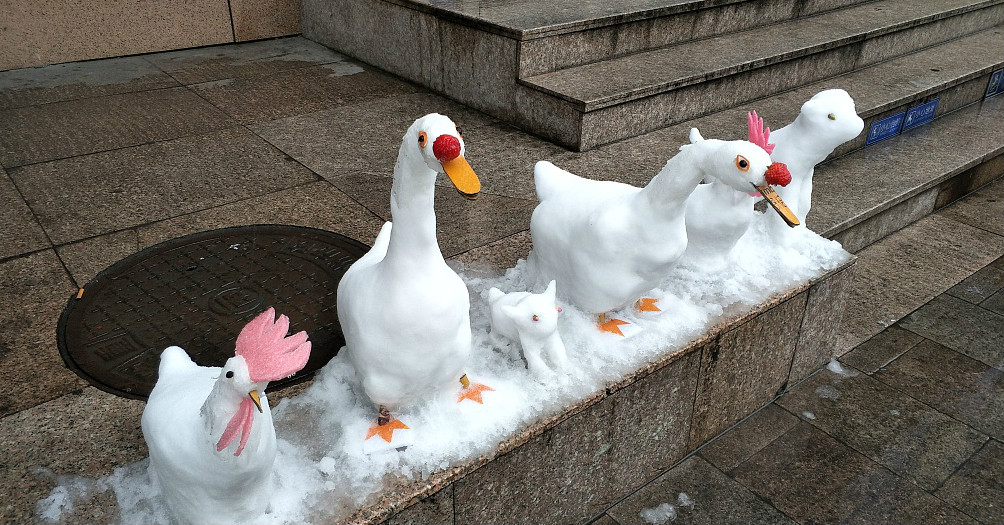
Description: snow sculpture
xmin=141 ymin=308 xmax=311 ymax=525
xmin=487 ymin=280 xmax=568 ymax=379
xmin=528 ymin=127 xmax=791 ymax=335
xmin=762 ymin=89 xmax=864 ymax=243
xmin=337 ymin=113 xmax=492 ymax=448
xmin=681 ymin=113 xmax=792 ymax=271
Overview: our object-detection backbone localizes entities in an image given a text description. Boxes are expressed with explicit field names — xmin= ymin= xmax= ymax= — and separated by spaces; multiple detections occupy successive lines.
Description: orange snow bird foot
xmin=365 ymin=419 xmax=409 ymax=443
xmin=457 ymin=382 xmax=495 ymax=404
xmin=636 ymin=298 xmax=661 ymax=312
xmin=598 ymin=316 xmax=630 ymax=336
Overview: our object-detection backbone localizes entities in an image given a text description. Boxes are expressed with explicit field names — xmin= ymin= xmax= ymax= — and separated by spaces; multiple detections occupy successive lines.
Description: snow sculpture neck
xmin=640 ymin=143 xmax=711 ymax=208
xmin=387 ymin=140 xmax=445 ymax=269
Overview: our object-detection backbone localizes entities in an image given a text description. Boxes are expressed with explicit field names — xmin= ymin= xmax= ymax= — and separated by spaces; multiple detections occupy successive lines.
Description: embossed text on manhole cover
xmin=57 ymin=225 xmax=370 ymax=400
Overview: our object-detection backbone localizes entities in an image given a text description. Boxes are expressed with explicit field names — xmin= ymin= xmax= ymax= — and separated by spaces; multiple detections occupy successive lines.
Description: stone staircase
xmin=304 ymin=0 xmax=1004 ymax=255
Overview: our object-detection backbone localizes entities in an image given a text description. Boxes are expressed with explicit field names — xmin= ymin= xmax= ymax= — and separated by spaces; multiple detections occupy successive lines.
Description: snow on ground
xmin=38 ymin=218 xmax=849 ymax=524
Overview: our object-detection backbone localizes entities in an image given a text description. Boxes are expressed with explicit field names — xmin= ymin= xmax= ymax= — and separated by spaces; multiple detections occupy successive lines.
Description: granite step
xmin=522 ymin=0 xmax=1004 ymax=149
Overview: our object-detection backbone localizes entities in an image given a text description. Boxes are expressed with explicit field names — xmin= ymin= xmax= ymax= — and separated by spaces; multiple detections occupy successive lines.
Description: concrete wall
xmin=0 ymin=0 xmax=301 ymax=71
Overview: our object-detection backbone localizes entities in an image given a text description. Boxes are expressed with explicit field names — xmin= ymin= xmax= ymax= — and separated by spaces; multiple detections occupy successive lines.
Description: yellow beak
xmin=753 ymin=183 xmax=800 ymax=227
xmin=248 ymin=390 xmax=263 ymax=413
xmin=441 ymin=155 xmax=481 ymax=200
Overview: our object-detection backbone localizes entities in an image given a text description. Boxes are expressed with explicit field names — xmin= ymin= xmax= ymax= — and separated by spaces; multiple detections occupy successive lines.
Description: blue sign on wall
xmin=866 ymin=111 xmax=905 ymax=145
xmin=987 ymin=70 xmax=1004 ymax=98
xmin=903 ymin=98 xmax=939 ymax=131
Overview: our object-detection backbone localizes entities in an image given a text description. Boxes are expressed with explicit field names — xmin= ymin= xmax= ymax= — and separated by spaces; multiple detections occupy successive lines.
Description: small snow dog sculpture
xmin=488 ymin=280 xmax=567 ymax=379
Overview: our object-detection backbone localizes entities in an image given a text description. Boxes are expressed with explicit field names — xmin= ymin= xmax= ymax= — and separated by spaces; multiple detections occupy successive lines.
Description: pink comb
xmin=235 ymin=307 xmax=312 ymax=383
xmin=747 ymin=110 xmax=775 ymax=154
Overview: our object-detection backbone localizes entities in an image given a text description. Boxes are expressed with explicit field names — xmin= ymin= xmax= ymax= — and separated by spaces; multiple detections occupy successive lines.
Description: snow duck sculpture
xmin=337 ymin=113 xmax=491 ymax=446
xmin=529 ymin=128 xmax=791 ymax=335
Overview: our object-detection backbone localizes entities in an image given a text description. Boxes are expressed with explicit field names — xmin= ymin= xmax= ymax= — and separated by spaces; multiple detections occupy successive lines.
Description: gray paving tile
xmin=135 ymin=181 xmax=385 ymax=250
xmin=144 ymin=37 xmax=347 ymax=85
xmin=839 ymin=324 xmax=925 ymax=375
xmin=55 ymin=229 xmax=139 ymax=287
xmin=589 ymin=514 xmax=621 ymax=525
xmin=947 ymin=261 xmax=1004 ymax=305
xmin=9 ymin=127 xmax=318 ymax=245
xmin=836 ymin=214 xmax=1004 ymax=352
xmin=0 ymin=168 xmax=49 ymax=260
xmin=321 ymin=171 xmax=537 ymax=258
xmin=777 ymin=366 xmax=987 ymax=490
xmin=0 ymin=56 xmax=179 ymax=110
xmin=875 ymin=339 xmax=1004 ymax=441
xmin=0 ymin=250 xmax=84 ymax=417
xmin=699 ymin=403 xmax=799 ymax=473
xmin=935 ymin=164 xmax=1004 ymax=237
xmin=733 ymin=422 xmax=979 ymax=525
xmin=607 ymin=456 xmax=796 ymax=525
xmin=0 ymin=86 xmax=235 ymax=168
xmin=982 ymin=289 xmax=1004 ymax=316
xmin=935 ymin=439 xmax=1004 ymax=525
xmin=899 ymin=293 xmax=1004 ymax=370
xmin=249 ymin=92 xmax=495 ymax=183
xmin=190 ymin=62 xmax=421 ymax=124
xmin=449 ymin=230 xmax=531 ymax=274
xmin=0 ymin=387 xmax=146 ymax=525
xmin=453 ymin=122 xmax=568 ymax=201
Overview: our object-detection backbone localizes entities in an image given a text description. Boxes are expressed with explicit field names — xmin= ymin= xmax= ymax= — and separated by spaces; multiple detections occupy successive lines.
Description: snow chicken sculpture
xmin=681 ymin=112 xmax=792 ymax=271
xmin=337 ymin=113 xmax=492 ymax=447
xmin=529 ymin=128 xmax=791 ymax=335
xmin=141 ymin=308 xmax=311 ymax=525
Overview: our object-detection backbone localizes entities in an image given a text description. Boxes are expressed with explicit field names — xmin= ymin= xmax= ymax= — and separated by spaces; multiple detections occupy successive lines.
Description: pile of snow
xmin=639 ymin=492 xmax=696 ymax=524
xmin=38 ymin=219 xmax=849 ymax=524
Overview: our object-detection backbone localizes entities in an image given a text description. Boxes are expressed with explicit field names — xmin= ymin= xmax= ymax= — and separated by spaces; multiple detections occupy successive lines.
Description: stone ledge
xmin=300 ymin=257 xmax=856 ymax=525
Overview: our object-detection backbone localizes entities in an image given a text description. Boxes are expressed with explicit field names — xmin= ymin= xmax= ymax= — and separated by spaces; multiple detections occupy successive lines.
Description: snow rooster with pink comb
xmin=141 ymin=307 xmax=311 ymax=525
xmin=680 ymin=112 xmax=794 ymax=271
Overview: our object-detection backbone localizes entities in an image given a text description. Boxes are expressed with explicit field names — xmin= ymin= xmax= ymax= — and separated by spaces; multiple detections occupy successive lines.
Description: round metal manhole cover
xmin=58 ymin=225 xmax=370 ymax=400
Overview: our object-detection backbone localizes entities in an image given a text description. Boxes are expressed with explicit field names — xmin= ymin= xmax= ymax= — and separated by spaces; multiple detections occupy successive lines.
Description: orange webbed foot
xmin=598 ymin=313 xmax=629 ymax=336
xmin=457 ymin=374 xmax=495 ymax=404
xmin=636 ymin=297 xmax=661 ymax=312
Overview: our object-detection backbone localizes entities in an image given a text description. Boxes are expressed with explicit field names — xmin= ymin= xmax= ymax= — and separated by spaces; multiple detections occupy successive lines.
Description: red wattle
xmin=765 ymin=162 xmax=792 ymax=187
xmin=433 ymin=135 xmax=461 ymax=162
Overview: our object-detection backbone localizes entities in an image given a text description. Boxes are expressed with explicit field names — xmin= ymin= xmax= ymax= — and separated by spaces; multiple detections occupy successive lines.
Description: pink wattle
xmin=217 ymin=397 xmax=256 ymax=456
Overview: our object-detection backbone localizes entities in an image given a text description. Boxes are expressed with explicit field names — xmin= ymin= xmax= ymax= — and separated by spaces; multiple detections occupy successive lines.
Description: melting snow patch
xmin=640 ymin=502 xmax=678 ymax=524
xmin=815 ymin=385 xmax=841 ymax=400
xmin=802 ymin=411 xmax=816 ymax=420
xmin=826 ymin=359 xmax=858 ymax=377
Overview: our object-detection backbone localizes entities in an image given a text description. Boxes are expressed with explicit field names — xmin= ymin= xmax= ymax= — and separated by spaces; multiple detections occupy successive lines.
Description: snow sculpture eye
xmin=225 ymin=370 xmax=234 ymax=379
xmin=735 ymin=155 xmax=750 ymax=171
xmin=417 ymin=131 xmax=428 ymax=148
xmin=531 ymin=314 xmax=539 ymax=322
xmin=556 ymin=306 xmax=562 ymax=313
xmin=828 ymin=113 xmax=836 ymax=121
xmin=455 ymin=125 xmax=463 ymax=137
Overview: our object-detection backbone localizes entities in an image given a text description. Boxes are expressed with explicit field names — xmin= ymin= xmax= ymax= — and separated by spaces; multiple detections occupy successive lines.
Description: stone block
xmin=231 ymin=0 xmax=302 ymax=41
xmin=790 ymin=261 xmax=857 ymax=382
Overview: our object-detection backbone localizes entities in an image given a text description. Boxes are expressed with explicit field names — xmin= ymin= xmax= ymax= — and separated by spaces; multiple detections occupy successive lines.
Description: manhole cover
xmin=58 ymin=225 xmax=370 ymax=400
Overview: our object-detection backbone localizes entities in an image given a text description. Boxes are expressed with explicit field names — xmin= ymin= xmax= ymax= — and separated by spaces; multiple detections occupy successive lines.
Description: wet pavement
xmin=0 ymin=36 xmax=1002 ymax=524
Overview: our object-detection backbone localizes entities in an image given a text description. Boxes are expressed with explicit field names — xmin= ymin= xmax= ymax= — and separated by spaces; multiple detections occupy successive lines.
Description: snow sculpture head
xmin=397 ymin=113 xmax=480 ymax=199
xmin=792 ymin=89 xmax=864 ymax=152
xmin=488 ymin=280 xmax=568 ymax=379
xmin=688 ymin=127 xmax=781 ymax=193
xmin=747 ymin=111 xmax=790 ymax=187
xmin=217 ymin=307 xmax=311 ymax=455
